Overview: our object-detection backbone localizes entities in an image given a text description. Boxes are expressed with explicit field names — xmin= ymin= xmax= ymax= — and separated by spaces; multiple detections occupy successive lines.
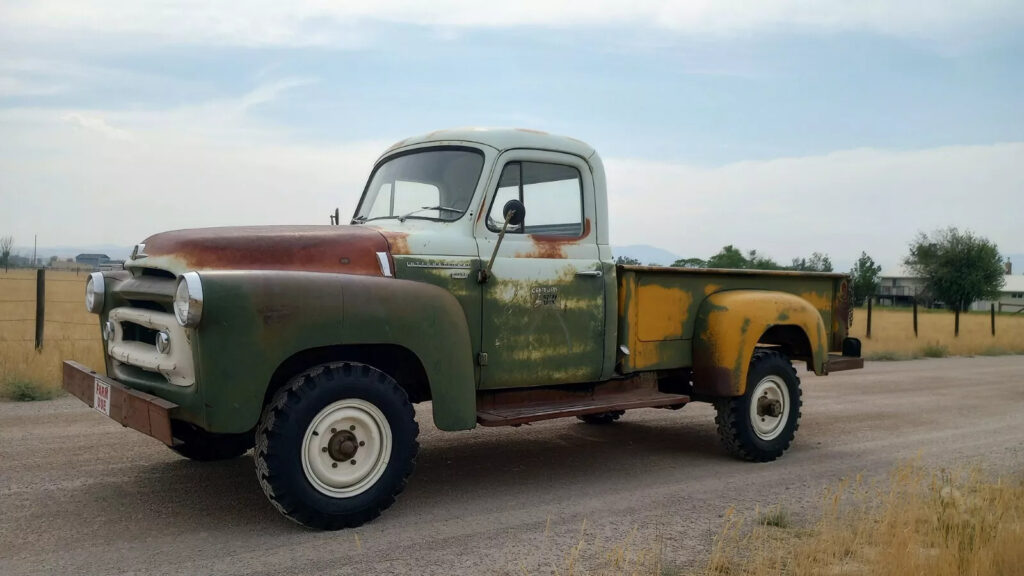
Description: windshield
xmin=354 ymin=147 xmax=484 ymax=223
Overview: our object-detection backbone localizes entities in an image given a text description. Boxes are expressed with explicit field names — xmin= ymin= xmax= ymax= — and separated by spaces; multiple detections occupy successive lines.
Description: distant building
xmin=876 ymin=274 xmax=927 ymax=307
xmin=970 ymin=275 xmax=1024 ymax=313
xmin=75 ymin=253 xmax=110 ymax=269
xmin=878 ymin=265 xmax=1024 ymax=313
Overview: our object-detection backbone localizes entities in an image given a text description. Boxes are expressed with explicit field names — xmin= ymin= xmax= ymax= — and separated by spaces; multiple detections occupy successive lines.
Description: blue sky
xmin=1 ymin=1 xmax=1022 ymax=271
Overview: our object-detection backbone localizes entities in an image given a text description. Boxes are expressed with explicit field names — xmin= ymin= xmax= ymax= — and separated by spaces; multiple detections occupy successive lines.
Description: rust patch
xmin=515 ymin=128 xmax=549 ymax=135
xmin=516 ymin=218 xmax=592 ymax=259
xmin=141 ymin=225 xmax=390 ymax=276
xmin=377 ymin=230 xmax=411 ymax=256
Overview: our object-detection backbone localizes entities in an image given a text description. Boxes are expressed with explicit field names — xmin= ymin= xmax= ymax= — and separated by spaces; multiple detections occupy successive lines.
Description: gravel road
xmin=2 ymin=356 xmax=1022 ymax=575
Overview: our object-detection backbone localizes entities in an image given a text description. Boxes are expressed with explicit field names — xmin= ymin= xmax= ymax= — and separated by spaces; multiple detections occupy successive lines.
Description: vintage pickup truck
xmin=67 ymin=128 xmax=862 ymax=529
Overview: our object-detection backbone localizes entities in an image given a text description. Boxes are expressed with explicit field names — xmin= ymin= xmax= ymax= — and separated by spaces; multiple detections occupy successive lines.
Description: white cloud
xmin=605 ymin=143 xmax=1024 ymax=271
xmin=61 ymin=113 xmax=133 ymax=141
xmin=0 ymin=0 xmax=1018 ymax=47
xmin=0 ymin=89 xmax=388 ymax=247
xmin=2 ymin=84 xmax=1020 ymax=270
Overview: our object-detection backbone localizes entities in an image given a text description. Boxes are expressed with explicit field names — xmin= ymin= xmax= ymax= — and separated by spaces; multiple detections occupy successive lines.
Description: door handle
xmin=576 ymin=270 xmax=603 ymax=278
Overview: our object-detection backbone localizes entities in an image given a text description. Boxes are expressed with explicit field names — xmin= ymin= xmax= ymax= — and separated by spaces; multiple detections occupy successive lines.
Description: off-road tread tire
xmin=254 ymin=362 xmax=419 ymax=530
xmin=576 ymin=410 xmax=626 ymax=425
xmin=714 ymin=349 xmax=802 ymax=463
xmin=169 ymin=428 xmax=253 ymax=461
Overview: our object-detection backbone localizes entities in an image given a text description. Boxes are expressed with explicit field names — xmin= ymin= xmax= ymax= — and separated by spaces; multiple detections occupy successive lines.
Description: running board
xmin=826 ymin=354 xmax=864 ymax=372
xmin=476 ymin=377 xmax=689 ymax=427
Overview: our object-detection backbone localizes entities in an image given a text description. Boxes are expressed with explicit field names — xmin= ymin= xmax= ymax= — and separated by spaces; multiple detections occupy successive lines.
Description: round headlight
xmin=85 ymin=272 xmax=105 ymax=314
xmin=173 ymin=272 xmax=204 ymax=327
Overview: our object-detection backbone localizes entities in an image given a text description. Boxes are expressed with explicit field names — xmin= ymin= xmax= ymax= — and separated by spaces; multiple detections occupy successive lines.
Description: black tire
xmin=169 ymin=424 xmax=253 ymax=461
xmin=714 ymin=349 xmax=802 ymax=462
xmin=255 ymin=362 xmax=419 ymax=530
xmin=576 ymin=410 xmax=625 ymax=425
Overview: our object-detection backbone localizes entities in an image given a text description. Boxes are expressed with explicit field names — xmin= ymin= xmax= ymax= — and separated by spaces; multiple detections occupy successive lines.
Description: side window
xmin=487 ymin=161 xmax=583 ymax=237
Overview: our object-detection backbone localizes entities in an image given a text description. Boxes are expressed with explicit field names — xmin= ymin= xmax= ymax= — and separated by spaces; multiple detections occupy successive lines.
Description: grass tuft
xmin=0 ymin=377 xmax=61 ymax=401
xmin=921 ymin=343 xmax=949 ymax=358
xmin=757 ymin=506 xmax=791 ymax=529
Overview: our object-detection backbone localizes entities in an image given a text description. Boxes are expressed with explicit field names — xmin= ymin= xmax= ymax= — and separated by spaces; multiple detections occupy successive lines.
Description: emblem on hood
xmin=131 ymin=243 xmax=148 ymax=259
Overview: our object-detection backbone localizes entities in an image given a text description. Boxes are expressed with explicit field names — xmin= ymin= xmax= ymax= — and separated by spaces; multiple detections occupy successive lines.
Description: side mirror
xmin=479 ymin=199 xmax=527 ymax=284
xmin=502 ymin=199 xmax=525 ymax=227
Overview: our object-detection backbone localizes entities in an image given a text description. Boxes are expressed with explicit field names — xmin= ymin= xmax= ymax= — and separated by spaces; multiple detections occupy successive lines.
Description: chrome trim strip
xmin=375 ymin=252 xmax=393 ymax=277
xmin=405 ymin=262 xmax=472 ymax=269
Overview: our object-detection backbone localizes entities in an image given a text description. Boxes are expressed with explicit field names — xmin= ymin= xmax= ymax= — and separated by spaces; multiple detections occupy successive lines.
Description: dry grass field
xmin=540 ymin=464 xmax=1024 ymax=576
xmin=849 ymin=306 xmax=1024 ymax=360
xmin=0 ymin=269 xmax=103 ymax=400
xmin=1 ymin=268 xmax=1022 ymax=400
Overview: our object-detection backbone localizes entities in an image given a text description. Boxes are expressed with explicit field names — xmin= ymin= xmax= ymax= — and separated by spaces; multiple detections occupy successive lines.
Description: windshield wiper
xmin=398 ymin=205 xmax=465 ymax=222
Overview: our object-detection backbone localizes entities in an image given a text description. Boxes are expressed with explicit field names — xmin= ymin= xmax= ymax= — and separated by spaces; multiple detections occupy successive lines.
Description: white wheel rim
xmin=749 ymin=375 xmax=790 ymax=441
xmin=301 ymin=399 xmax=392 ymax=498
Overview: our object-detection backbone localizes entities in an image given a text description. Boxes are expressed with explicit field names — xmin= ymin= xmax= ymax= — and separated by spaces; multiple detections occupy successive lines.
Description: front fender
xmin=194 ymin=270 xmax=476 ymax=433
xmin=692 ymin=290 xmax=827 ymax=397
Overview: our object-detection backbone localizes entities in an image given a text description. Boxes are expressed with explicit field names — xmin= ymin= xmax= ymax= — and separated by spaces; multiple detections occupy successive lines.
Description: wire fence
xmin=0 ymin=271 xmax=101 ymax=347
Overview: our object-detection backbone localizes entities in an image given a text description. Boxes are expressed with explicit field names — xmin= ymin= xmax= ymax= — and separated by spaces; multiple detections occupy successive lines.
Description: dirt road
xmin=2 ymin=356 xmax=1022 ymax=575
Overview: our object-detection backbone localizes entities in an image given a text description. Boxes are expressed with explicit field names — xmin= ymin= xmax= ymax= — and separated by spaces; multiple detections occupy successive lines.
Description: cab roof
xmin=383 ymin=128 xmax=597 ymax=160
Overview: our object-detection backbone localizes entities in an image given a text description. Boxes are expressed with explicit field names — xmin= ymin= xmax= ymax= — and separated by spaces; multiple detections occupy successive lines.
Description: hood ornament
xmin=131 ymin=243 xmax=148 ymax=259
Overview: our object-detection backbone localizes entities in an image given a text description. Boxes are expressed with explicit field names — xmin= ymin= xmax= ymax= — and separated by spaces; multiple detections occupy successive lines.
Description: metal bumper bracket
xmin=62 ymin=360 xmax=178 ymax=445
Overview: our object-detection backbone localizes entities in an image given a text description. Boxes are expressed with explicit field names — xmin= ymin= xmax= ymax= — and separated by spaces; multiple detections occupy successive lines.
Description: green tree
xmin=670 ymin=257 xmax=707 ymax=268
xmin=746 ymin=249 xmax=783 ymax=270
xmin=0 ymin=236 xmax=12 ymax=273
xmin=849 ymin=251 xmax=882 ymax=306
xmin=706 ymin=245 xmax=749 ymax=269
xmin=615 ymin=255 xmax=641 ymax=266
xmin=790 ymin=252 xmax=833 ymax=272
xmin=903 ymin=227 xmax=1004 ymax=311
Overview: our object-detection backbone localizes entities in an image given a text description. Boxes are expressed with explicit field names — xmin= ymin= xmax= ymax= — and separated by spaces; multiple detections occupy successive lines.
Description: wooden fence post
xmin=991 ymin=303 xmax=996 ymax=336
xmin=34 ymin=268 xmax=45 ymax=350
xmin=913 ymin=298 xmax=918 ymax=337
xmin=954 ymin=307 xmax=960 ymax=338
xmin=866 ymin=297 xmax=872 ymax=339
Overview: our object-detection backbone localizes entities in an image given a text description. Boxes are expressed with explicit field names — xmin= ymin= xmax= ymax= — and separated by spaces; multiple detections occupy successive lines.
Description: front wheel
xmin=714 ymin=349 xmax=802 ymax=462
xmin=255 ymin=362 xmax=419 ymax=530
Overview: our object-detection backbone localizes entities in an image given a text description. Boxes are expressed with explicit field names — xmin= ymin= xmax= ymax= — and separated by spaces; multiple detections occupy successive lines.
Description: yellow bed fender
xmin=692 ymin=290 xmax=828 ymax=397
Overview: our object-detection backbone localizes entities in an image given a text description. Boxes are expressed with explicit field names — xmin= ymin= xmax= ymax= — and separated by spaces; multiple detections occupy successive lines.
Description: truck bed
xmin=616 ymin=265 xmax=850 ymax=373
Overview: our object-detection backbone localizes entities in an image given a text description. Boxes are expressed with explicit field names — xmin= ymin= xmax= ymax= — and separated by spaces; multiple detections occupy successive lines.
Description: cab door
xmin=475 ymin=150 xmax=605 ymax=389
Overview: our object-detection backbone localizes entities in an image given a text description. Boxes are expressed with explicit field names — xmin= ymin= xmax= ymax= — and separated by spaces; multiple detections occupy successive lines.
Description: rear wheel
xmin=255 ymin=362 xmax=418 ymax=530
xmin=714 ymin=349 xmax=802 ymax=462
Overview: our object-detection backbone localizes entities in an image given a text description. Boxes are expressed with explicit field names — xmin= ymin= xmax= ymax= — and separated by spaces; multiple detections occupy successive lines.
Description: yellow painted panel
xmin=637 ymin=283 xmax=693 ymax=342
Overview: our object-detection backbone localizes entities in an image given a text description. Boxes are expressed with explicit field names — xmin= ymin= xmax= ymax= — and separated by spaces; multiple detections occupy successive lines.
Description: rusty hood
xmin=130 ymin=225 xmax=394 ymax=276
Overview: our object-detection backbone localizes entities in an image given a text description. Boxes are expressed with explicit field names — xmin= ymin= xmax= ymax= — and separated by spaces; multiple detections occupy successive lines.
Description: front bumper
xmin=62 ymin=360 xmax=178 ymax=446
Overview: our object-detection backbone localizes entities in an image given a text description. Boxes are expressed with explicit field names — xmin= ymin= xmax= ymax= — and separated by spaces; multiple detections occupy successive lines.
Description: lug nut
xmin=350 ymin=460 xmax=356 ymax=465
xmin=332 ymin=463 xmax=338 ymax=468
xmin=331 ymin=428 xmax=336 ymax=433
xmin=349 ymin=425 xmax=355 ymax=431
xmin=321 ymin=447 xmax=327 ymax=453
xmin=359 ymin=441 xmax=365 ymax=447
